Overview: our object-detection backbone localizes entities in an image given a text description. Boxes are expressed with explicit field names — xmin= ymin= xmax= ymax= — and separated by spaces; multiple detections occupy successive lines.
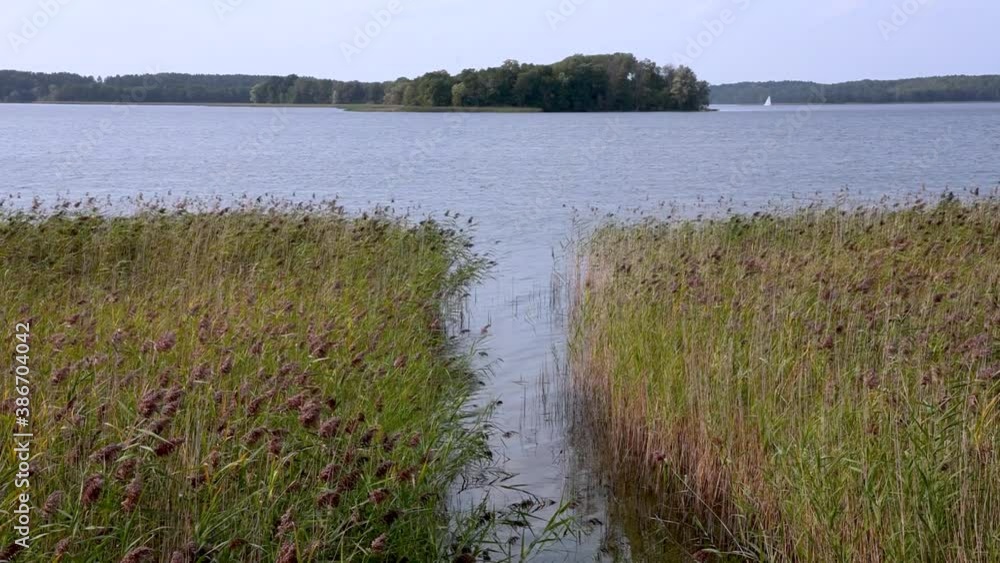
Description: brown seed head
xmin=154 ymin=438 xmax=184 ymax=457
xmin=191 ymin=363 xmax=212 ymax=381
xmin=189 ymin=471 xmax=207 ymax=488
xmin=298 ymin=401 xmax=321 ymax=428
xmin=54 ymin=537 xmax=72 ymax=557
xmin=114 ymin=459 xmax=138 ymax=482
xmin=148 ymin=416 xmax=170 ymax=436
xmin=247 ymin=395 xmax=266 ymax=417
xmin=358 ymin=427 xmax=377 ymax=447
xmin=407 ymin=432 xmax=422 ymax=448
xmin=82 ymin=474 xmax=104 ymax=506
xmin=164 ymin=386 xmax=185 ymax=404
xmin=337 ymin=470 xmax=361 ymax=493
xmin=243 ymin=427 xmax=267 ymax=447
xmin=320 ymin=462 xmax=340 ymax=482
xmin=51 ymin=366 xmax=71 ymax=385
xmin=138 ymin=389 xmax=164 ymax=418
xmin=317 ymin=490 xmax=341 ymax=509
xmin=978 ymin=364 xmax=1000 ymax=381
xmin=120 ymin=546 xmax=154 ymax=563
xmin=368 ymin=487 xmax=390 ymax=505
xmin=396 ymin=466 xmax=417 ymax=484
xmin=121 ymin=475 xmax=142 ymax=512
xmin=276 ymin=542 xmax=297 ymax=563
xmin=0 ymin=543 xmax=25 ymax=561
xmin=382 ymin=432 xmax=400 ymax=453
xmin=319 ymin=416 xmax=342 ymax=439
xmin=382 ymin=509 xmax=401 ymax=526
xmin=153 ymin=331 xmax=177 ymax=352
xmin=205 ymin=449 xmax=221 ymax=469
xmin=285 ymin=392 xmax=306 ymax=411
xmin=863 ymin=370 xmax=880 ymax=390
xmin=375 ymin=460 xmax=393 ymax=478
xmin=161 ymin=399 xmax=180 ymax=418
xmin=42 ymin=490 xmax=65 ymax=518
xmin=277 ymin=507 xmax=296 ymax=536
xmin=268 ymin=435 xmax=284 ymax=456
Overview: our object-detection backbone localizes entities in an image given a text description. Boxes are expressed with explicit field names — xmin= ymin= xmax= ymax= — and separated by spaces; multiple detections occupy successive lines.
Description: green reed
xmin=572 ymin=195 xmax=1000 ymax=562
xmin=0 ymin=198 xmax=491 ymax=562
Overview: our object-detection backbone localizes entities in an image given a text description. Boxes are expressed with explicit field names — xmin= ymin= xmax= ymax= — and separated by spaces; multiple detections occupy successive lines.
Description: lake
xmin=4 ymin=101 xmax=998 ymax=561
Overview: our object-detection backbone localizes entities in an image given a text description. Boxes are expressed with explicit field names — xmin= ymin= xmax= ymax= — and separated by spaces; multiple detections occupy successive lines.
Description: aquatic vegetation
xmin=572 ymin=194 xmax=1000 ymax=561
xmin=0 ymin=198 xmax=491 ymax=561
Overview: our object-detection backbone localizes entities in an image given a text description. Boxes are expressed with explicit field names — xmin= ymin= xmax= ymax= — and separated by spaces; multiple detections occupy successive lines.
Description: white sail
xmin=764 ymin=96 xmax=772 ymax=107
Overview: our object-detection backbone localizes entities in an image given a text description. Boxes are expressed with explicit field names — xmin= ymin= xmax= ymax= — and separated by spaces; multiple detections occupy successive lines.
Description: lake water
xmin=4 ymin=101 xmax=999 ymax=561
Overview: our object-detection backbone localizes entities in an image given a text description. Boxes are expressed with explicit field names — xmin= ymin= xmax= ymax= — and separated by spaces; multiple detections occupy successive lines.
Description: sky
xmin=0 ymin=0 xmax=995 ymax=84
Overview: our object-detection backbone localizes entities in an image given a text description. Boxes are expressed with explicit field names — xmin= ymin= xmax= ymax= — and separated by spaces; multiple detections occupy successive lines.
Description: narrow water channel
xmin=450 ymin=210 xmax=699 ymax=562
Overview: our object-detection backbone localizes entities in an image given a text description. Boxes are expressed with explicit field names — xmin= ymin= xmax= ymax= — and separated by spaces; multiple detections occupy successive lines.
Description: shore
xmin=14 ymin=100 xmax=544 ymax=112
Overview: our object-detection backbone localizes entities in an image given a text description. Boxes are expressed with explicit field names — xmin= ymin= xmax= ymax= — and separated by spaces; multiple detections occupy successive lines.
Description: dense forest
xmin=249 ymin=54 xmax=710 ymax=111
xmin=1 ymin=54 xmax=710 ymax=111
xmin=710 ymin=75 xmax=1000 ymax=104
xmin=0 ymin=70 xmax=265 ymax=104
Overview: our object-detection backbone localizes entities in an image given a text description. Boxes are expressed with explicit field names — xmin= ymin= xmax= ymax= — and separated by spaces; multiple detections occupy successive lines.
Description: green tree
xmin=413 ymin=71 xmax=453 ymax=106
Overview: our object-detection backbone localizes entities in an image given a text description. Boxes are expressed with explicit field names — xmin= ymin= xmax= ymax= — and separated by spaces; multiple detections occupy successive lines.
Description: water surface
xmin=3 ymin=101 xmax=998 ymax=560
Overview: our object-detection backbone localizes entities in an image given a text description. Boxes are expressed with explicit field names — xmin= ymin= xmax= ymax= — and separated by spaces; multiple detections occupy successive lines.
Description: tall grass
xmin=0 ymin=198 xmax=490 ymax=561
xmin=571 ymin=195 xmax=1000 ymax=561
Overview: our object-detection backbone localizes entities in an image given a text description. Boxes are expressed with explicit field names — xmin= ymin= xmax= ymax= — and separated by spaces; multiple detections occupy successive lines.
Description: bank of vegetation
xmin=710 ymin=75 xmax=1000 ymax=105
xmin=0 ymin=71 xmax=265 ymax=104
xmin=572 ymin=195 xmax=1000 ymax=561
xmin=0 ymin=199 xmax=494 ymax=562
xmin=1 ymin=53 xmax=710 ymax=112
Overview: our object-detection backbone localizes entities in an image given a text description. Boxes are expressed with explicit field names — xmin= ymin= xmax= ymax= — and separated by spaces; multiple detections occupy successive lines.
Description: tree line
xmin=0 ymin=70 xmax=265 ymax=104
xmin=1 ymin=53 xmax=710 ymax=111
xmin=710 ymin=75 xmax=1000 ymax=104
xmin=250 ymin=54 xmax=710 ymax=111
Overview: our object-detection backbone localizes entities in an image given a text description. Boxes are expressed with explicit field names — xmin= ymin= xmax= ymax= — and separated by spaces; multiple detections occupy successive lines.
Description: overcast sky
xmin=1 ymin=0 xmax=995 ymax=84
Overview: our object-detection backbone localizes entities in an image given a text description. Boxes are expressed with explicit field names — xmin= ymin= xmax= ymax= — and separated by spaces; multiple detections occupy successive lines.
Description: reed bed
xmin=0 ymin=198 xmax=489 ymax=561
xmin=571 ymin=195 xmax=1000 ymax=562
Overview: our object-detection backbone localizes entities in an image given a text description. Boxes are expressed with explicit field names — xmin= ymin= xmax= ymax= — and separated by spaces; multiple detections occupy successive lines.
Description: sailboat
xmin=764 ymin=95 xmax=772 ymax=107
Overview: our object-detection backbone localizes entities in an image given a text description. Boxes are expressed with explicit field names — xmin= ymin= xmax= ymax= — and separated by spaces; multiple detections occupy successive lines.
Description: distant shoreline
xmin=8 ymin=101 xmax=543 ymax=112
xmin=333 ymin=104 xmax=542 ymax=113
xmin=709 ymin=75 xmax=1000 ymax=105
xmin=6 ymin=101 xmax=696 ymax=113
xmin=8 ymin=99 xmax=995 ymax=112
xmin=711 ymin=100 xmax=1000 ymax=107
